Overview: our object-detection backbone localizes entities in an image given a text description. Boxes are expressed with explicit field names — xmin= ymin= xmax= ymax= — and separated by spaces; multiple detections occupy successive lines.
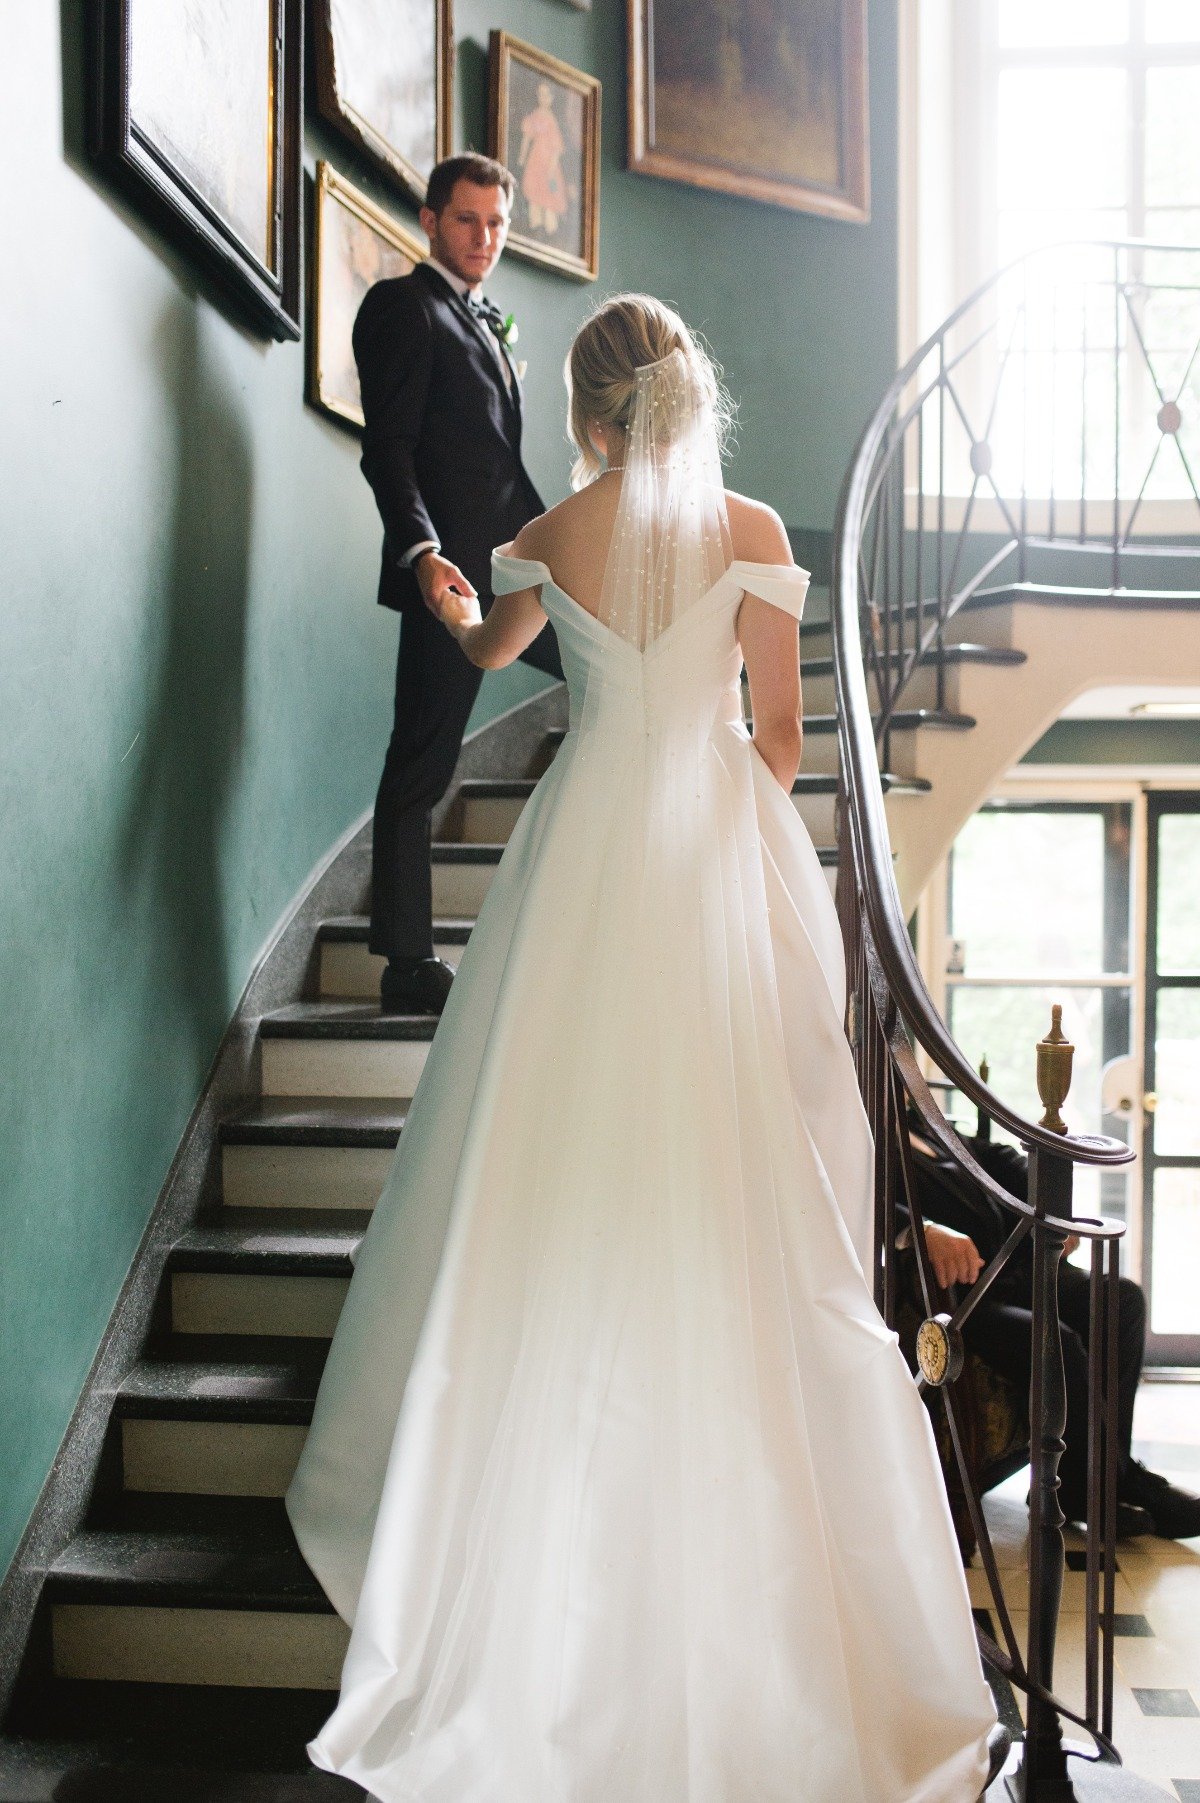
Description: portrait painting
xmin=489 ymin=33 xmax=600 ymax=282
xmin=310 ymin=163 xmax=425 ymax=431
xmin=89 ymin=0 xmax=302 ymax=338
xmin=626 ymin=0 xmax=869 ymax=222
xmin=314 ymin=0 xmax=454 ymax=202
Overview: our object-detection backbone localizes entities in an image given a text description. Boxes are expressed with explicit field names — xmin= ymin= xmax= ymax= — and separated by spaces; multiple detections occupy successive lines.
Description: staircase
xmin=0 ymin=591 xmax=896 ymax=1800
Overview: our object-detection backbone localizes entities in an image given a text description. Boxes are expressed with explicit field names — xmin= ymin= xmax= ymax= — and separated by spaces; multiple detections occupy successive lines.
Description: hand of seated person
xmin=924 ymin=1222 xmax=985 ymax=1291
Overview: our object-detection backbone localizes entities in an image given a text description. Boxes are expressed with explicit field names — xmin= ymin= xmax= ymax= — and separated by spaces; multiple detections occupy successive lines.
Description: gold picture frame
xmin=313 ymin=0 xmax=454 ymax=204
xmin=488 ymin=32 xmax=600 ymax=282
xmin=626 ymin=0 xmax=869 ymax=223
xmin=309 ymin=162 xmax=426 ymax=432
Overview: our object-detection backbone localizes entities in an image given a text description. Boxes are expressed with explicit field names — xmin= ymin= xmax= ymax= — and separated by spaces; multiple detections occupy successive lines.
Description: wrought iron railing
xmin=830 ymin=241 xmax=1198 ymax=1799
xmin=860 ymin=238 xmax=1200 ymax=772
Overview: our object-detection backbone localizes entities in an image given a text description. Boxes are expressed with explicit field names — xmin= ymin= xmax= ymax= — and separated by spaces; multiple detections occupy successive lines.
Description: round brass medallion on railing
xmin=915 ymin=1312 xmax=964 ymax=1387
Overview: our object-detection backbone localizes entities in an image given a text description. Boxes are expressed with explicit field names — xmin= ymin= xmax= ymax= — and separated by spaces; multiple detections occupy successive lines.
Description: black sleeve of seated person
xmin=894 ymin=1134 xmax=1030 ymax=1268
xmin=352 ymin=279 xmax=438 ymax=558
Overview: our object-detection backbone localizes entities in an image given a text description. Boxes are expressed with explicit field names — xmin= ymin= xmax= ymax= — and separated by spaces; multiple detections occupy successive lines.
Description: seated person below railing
xmin=904 ymin=1129 xmax=1200 ymax=1542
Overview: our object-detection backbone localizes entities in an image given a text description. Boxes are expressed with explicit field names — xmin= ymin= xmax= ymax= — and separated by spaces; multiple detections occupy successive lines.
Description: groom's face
xmin=422 ymin=180 xmax=511 ymax=289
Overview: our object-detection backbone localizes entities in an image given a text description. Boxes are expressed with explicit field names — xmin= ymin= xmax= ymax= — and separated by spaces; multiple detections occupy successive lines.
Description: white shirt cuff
xmin=400 ymin=539 xmax=440 ymax=569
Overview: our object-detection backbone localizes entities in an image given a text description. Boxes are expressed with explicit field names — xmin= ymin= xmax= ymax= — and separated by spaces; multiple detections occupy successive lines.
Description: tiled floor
xmin=973 ymin=1378 xmax=1200 ymax=1799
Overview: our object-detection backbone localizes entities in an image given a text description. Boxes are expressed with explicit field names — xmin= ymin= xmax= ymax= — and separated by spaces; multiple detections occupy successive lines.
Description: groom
xmin=354 ymin=152 xmax=563 ymax=1016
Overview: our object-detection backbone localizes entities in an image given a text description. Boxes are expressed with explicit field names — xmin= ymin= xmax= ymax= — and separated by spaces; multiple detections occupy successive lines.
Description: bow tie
xmin=466 ymin=293 xmax=507 ymax=340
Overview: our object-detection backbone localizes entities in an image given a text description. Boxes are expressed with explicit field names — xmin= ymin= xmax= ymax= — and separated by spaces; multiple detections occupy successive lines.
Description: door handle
xmin=1143 ymin=1092 xmax=1158 ymax=1114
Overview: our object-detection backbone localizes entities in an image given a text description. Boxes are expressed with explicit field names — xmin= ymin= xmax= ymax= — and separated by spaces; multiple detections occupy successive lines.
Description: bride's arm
xmin=732 ymin=501 xmax=803 ymax=791
xmin=441 ymin=523 xmax=549 ymax=669
xmin=740 ymin=597 xmax=803 ymax=790
xmin=442 ymin=584 xmax=548 ymax=670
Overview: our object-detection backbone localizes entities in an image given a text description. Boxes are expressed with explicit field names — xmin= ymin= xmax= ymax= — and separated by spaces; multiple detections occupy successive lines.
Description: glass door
xmin=944 ymin=800 xmax=1136 ymax=1247
xmin=1143 ymin=793 xmax=1200 ymax=1366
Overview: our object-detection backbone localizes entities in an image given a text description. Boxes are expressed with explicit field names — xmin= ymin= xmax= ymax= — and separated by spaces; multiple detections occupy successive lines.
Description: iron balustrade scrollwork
xmin=830 ymin=240 xmax=1198 ymax=1799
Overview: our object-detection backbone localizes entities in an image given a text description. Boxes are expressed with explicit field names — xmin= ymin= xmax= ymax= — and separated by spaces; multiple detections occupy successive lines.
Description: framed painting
xmin=309 ymin=162 xmax=425 ymax=431
xmin=313 ymin=0 xmax=454 ymax=203
xmin=488 ymin=33 xmax=600 ymax=282
xmin=626 ymin=0 xmax=869 ymax=223
xmin=88 ymin=0 xmax=302 ymax=340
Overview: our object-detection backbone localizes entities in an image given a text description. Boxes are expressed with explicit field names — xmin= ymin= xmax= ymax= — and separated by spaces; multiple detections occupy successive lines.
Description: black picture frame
xmin=88 ymin=0 xmax=303 ymax=341
xmin=312 ymin=0 xmax=454 ymax=205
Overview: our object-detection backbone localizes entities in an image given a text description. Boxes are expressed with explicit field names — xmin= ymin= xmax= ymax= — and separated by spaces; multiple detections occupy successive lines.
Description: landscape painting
xmin=626 ymin=0 xmax=869 ymax=222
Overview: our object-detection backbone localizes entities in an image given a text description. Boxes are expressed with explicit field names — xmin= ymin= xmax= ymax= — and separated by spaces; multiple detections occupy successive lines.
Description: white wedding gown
xmin=286 ymin=550 xmax=997 ymax=1803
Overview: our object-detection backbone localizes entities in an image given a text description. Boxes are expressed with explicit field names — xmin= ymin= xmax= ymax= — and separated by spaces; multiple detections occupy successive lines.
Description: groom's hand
xmin=415 ymin=550 xmax=477 ymax=619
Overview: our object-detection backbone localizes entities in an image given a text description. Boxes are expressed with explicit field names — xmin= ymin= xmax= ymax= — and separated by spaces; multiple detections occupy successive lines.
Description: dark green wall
xmin=468 ymin=0 xmax=898 ymax=530
xmin=0 ymin=1 xmax=900 ymax=1582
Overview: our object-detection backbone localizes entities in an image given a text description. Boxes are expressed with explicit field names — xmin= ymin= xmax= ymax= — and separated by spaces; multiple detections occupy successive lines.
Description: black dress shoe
xmin=1122 ymin=1460 xmax=1200 ymax=1540
xmin=380 ymin=956 xmax=455 ymax=1016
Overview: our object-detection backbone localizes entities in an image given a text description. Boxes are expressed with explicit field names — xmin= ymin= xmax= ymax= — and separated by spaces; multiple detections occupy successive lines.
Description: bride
xmin=286 ymin=294 xmax=1002 ymax=1801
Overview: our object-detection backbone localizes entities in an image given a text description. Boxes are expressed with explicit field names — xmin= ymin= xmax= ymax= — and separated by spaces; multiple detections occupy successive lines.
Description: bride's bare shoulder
xmin=512 ymin=482 xmax=609 ymax=563
xmin=724 ymin=490 xmax=794 ymax=566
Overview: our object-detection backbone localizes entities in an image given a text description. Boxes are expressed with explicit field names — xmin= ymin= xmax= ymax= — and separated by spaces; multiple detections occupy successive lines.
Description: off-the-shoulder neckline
xmin=489 ymin=553 xmax=809 ymax=655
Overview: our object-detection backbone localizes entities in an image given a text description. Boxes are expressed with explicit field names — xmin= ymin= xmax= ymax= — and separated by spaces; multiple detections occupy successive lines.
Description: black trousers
xmin=370 ymin=601 xmax=564 ymax=962
xmin=962 ymin=1261 xmax=1147 ymax=1516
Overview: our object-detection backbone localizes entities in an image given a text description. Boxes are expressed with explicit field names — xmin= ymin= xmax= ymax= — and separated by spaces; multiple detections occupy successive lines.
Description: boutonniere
xmin=499 ymin=312 xmax=519 ymax=348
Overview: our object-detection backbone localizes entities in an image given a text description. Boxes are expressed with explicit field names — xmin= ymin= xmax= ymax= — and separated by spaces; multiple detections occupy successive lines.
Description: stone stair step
xmin=799 ymin=643 xmax=1026 ymax=680
xmin=165 ymin=1211 xmax=360 ymax=1339
xmin=117 ymin=1337 xmax=327 ymax=1425
xmin=221 ymin=1098 xmax=408 ymax=1149
xmin=42 ymin=1498 xmax=348 ymax=1690
xmin=0 ymin=1749 xmax=359 ymax=1800
xmin=259 ymin=1003 xmax=435 ymax=1099
xmin=47 ymin=1510 xmax=327 ymax=1615
xmin=171 ymin=1212 xmax=366 ymax=1275
xmin=455 ymin=777 xmax=536 ymax=844
xmin=119 ymin=1417 xmax=310 ymax=1501
xmin=317 ymin=916 xmax=470 ymax=997
xmin=220 ymin=1098 xmax=405 ymax=1209
xmin=431 ymin=841 xmax=502 ymax=916
xmin=0 ymin=1675 xmax=363 ymax=1799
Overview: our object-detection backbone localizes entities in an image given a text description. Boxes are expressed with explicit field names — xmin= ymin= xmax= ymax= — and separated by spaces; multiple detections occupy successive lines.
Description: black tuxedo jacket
xmin=352 ymin=261 xmax=545 ymax=614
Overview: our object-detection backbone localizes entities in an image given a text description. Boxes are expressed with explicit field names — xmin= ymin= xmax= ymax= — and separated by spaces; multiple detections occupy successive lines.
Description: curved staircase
xmin=5 ymin=236 xmax=1198 ymax=1798
xmin=0 ymin=622 xmax=869 ymax=1800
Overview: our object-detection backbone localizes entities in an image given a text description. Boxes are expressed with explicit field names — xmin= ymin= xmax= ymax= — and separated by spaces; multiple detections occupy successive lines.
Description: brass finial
xmin=979 ymin=1054 xmax=989 ymax=1084
xmin=1036 ymin=1005 xmax=1073 ymax=1134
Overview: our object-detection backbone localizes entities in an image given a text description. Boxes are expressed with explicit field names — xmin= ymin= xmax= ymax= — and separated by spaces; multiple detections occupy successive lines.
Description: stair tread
xmin=260 ymin=1002 xmax=436 ymax=1039
xmin=117 ymin=1340 xmax=326 ymax=1421
xmin=800 ymin=643 xmax=1027 ymax=677
xmin=792 ymin=772 xmax=930 ymax=796
xmin=318 ymin=915 xmax=471 ymax=944
xmin=220 ymin=1098 xmax=407 ymax=1148
xmin=0 ymin=1700 xmax=362 ymax=1798
xmin=171 ymin=1210 xmax=366 ymax=1273
xmin=46 ymin=1520 xmax=330 ymax=1612
xmin=456 ymin=778 xmax=537 ymax=798
xmin=430 ymin=841 xmax=504 ymax=862
xmin=798 ymin=708 xmax=976 ymax=733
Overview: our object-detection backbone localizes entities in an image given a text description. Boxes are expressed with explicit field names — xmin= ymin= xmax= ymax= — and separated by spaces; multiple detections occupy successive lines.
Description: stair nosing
xmin=220 ymin=1099 xmax=407 ymax=1148
xmin=46 ymin=1526 xmax=332 ymax=1615
xmin=259 ymin=1002 xmax=437 ymax=1040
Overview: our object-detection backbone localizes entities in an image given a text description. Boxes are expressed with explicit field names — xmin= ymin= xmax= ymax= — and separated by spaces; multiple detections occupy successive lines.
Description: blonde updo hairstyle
xmin=565 ymin=293 xmax=733 ymax=490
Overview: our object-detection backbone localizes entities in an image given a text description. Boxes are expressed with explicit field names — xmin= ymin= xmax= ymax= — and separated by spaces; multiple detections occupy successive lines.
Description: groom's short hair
xmin=426 ymin=154 xmax=515 ymax=216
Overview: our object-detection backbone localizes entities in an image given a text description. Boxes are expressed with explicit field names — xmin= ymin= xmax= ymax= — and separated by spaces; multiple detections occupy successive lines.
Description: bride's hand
xmin=440 ymin=591 xmax=484 ymax=637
